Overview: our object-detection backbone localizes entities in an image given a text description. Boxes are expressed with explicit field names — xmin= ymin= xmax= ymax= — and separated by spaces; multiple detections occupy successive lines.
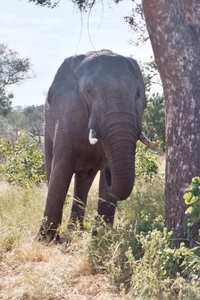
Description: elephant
xmin=38 ymin=49 xmax=159 ymax=241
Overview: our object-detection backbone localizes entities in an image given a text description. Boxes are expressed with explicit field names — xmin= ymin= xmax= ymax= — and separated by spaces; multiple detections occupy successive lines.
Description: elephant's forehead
xmin=79 ymin=53 xmax=134 ymax=75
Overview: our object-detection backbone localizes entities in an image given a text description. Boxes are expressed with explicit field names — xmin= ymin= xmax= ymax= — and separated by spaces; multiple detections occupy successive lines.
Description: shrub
xmin=135 ymin=143 xmax=160 ymax=182
xmin=0 ymin=131 xmax=45 ymax=186
xmin=87 ymin=182 xmax=165 ymax=286
xmin=84 ymin=177 xmax=200 ymax=298
xmin=184 ymin=177 xmax=200 ymax=228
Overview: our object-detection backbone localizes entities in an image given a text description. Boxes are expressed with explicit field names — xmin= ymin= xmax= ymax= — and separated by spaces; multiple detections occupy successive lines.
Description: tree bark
xmin=142 ymin=0 xmax=200 ymax=238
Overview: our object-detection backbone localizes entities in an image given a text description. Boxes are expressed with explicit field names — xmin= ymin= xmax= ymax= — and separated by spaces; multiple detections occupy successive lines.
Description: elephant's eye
xmin=87 ymin=89 xmax=93 ymax=95
xmin=136 ymin=89 xmax=140 ymax=100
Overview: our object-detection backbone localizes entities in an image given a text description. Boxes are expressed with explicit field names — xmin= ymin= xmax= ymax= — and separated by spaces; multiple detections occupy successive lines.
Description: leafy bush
xmin=0 ymin=131 xmax=45 ymax=186
xmin=135 ymin=143 xmax=160 ymax=182
xmin=126 ymin=230 xmax=200 ymax=299
xmin=162 ymin=243 xmax=200 ymax=280
xmin=83 ymin=177 xmax=200 ymax=298
xmin=184 ymin=177 xmax=200 ymax=227
xmin=87 ymin=180 xmax=165 ymax=285
xmin=87 ymin=220 xmax=200 ymax=299
xmin=183 ymin=176 xmax=200 ymax=247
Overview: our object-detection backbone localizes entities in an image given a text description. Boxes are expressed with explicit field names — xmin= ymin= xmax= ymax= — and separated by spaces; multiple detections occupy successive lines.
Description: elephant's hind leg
xmin=69 ymin=169 xmax=97 ymax=229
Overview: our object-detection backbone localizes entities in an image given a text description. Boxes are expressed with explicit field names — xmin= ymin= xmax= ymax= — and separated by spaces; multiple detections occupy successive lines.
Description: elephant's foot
xmin=35 ymin=228 xmax=60 ymax=243
xmin=35 ymin=217 xmax=60 ymax=243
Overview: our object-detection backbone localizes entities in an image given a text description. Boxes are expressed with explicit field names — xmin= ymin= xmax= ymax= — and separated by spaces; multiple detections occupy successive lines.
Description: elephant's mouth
xmin=89 ymin=128 xmax=159 ymax=149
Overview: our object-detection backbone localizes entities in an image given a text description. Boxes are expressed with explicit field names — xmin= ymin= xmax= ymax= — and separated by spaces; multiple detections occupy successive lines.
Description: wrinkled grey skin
xmin=38 ymin=49 xmax=155 ymax=241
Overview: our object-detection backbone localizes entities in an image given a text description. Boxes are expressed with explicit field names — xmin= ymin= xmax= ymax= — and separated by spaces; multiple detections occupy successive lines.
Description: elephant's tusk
xmin=139 ymin=132 xmax=159 ymax=149
xmin=89 ymin=129 xmax=98 ymax=145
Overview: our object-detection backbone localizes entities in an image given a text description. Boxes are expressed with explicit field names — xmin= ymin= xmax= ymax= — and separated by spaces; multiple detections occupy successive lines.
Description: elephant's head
xmin=76 ymin=51 xmax=146 ymax=199
xmin=48 ymin=50 xmax=158 ymax=201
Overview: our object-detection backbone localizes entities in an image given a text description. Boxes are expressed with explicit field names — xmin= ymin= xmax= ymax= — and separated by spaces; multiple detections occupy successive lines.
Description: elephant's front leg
xmin=69 ymin=169 xmax=97 ymax=229
xmin=39 ymin=124 xmax=75 ymax=241
xmin=98 ymin=166 xmax=117 ymax=226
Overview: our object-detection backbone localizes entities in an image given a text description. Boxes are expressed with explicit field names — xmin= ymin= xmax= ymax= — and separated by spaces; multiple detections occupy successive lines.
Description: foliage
xmin=124 ymin=0 xmax=148 ymax=46
xmin=0 ymin=44 xmax=33 ymax=116
xmin=139 ymin=58 xmax=165 ymax=150
xmin=1 ymin=173 xmax=200 ymax=299
xmin=22 ymin=105 xmax=44 ymax=144
xmin=87 ymin=214 xmax=165 ymax=286
xmin=28 ymin=0 xmax=60 ymax=8
xmin=0 ymin=105 xmax=44 ymax=143
xmin=184 ymin=177 xmax=200 ymax=227
xmin=87 ymin=216 xmax=200 ymax=298
xmin=135 ymin=142 xmax=160 ymax=181
xmin=0 ymin=109 xmax=24 ymax=141
xmin=126 ymin=230 xmax=200 ymax=299
xmin=142 ymin=93 xmax=165 ymax=150
xmin=87 ymin=210 xmax=200 ymax=298
xmin=0 ymin=90 xmax=13 ymax=116
xmin=0 ymin=131 xmax=45 ymax=186
xmin=161 ymin=243 xmax=200 ymax=280
xmin=184 ymin=177 xmax=200 ymax=246
xmin=141 ymin=59 xmax=162 ymax=93
xmin=82 ymin=178 xmax=200 ymax=298
xmin=86 ymin=179 xmax=165 ymax=284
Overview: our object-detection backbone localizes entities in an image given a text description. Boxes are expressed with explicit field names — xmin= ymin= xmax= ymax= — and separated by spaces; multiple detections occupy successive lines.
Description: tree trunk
xmin=142 ymin=0 xmax=200 ymax=238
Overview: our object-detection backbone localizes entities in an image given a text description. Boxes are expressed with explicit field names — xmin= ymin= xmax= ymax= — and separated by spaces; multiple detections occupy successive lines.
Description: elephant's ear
xmin=47 ymin=54 xmax=88 ymax=139
xmin=128 ymin=57 xmax=147 ymax=131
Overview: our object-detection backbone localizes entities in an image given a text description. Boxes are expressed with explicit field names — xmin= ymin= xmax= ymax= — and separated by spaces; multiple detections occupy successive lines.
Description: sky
xmin=0 ymin=0 xmax=153 ymax=107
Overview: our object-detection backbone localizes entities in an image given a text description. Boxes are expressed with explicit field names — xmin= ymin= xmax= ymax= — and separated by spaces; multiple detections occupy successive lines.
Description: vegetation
xmin=28 ymin=0 xmax=60 ymax=8
xmin=0 ymin=131 xmax=45 ymax=186
xmin=3 ymin=1 xmax=200 ymax=296
xmin=184 ymin=177 xmax=200 ymax=246
xmin=0 ymin=105 xmax=44 ymax=143
xmin=135 ymin=143 xmax=160 ymax=181
xmin=0 ymin=112 xmax=199 ymax=299
xmin=1 ymin=170 xmax=200 ymax=299
xmin=0 ymin=44 xmax=33 ymax=116
xmin=0 ymin=130 xmax=199 ymax=298
xmin=141 ymin=58 xmax=165 ymax=151
xmin=143 ymin=93 xmax=165 ymax=151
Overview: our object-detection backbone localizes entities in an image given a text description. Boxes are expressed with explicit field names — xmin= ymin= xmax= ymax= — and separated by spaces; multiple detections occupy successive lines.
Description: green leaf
xmin=183 ymin=192 xmax=193 ymax=205
xmin=185 ymin=206 xmax=194 ymax=215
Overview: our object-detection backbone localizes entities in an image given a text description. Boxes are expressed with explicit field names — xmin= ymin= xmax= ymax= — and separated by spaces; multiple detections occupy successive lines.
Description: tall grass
xmin=1 ymin=176 xmax=200 ymax=299
xmin=0 ymin=180 xmax=120 ymax=299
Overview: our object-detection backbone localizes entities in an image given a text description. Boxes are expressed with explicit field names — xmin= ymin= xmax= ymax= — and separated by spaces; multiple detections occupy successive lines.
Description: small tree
xmin=0 ymin=105 xmax=44 ymax=144
xmin=0 ymin=44 xmax=34 ymax=116
xmin=22 ymin=105 xmax=44 ymax=144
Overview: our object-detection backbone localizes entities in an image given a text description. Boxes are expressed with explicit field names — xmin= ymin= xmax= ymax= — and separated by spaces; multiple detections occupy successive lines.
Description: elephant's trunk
xmin=100 ymin=113 xmax=138 ymax=200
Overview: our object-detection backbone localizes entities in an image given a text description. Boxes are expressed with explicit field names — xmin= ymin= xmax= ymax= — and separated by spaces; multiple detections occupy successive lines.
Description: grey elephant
xmin=38 ymin=49 xmax=158 ymax=241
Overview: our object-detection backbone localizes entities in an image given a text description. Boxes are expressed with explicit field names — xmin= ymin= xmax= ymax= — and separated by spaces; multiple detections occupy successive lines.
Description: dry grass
xmin=0 ymin=242 xmax=120 ymax=299
xmin=0 ymin=179 xmax=125 ymax=300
